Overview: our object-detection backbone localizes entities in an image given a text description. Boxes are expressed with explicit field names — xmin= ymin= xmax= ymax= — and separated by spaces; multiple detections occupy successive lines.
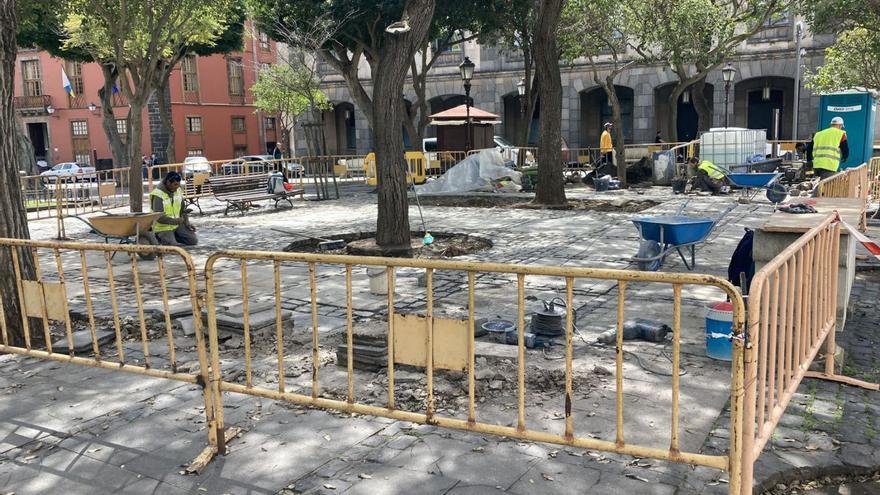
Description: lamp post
xmin=721 ymin=63 xmax=737 ymax=128
xmin=459 ymin=56 xmax=475 ymax=152
xmin=793 ymin=21 xmax=805 ymax=140
xmin=516 ymin=78 xmax=526 ymax=167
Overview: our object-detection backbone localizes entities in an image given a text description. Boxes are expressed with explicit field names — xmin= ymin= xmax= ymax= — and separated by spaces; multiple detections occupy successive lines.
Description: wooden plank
xmin=762 ymin=198 xmax=866 ymax=233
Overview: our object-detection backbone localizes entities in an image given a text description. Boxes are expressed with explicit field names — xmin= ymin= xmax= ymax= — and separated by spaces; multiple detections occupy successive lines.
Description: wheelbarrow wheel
xmin=636 ymin=240 xmax=662 ymax=271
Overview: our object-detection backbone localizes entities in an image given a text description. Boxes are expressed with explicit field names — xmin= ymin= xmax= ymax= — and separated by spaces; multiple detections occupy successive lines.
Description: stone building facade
xmin=304 ymin=21 xmax=877 ymax=157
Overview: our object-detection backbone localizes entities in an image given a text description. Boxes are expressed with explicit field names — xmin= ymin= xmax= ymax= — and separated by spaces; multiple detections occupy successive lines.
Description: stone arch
xmin=733 ymin=76 xmax=796 ymax=139
xmin=578 ymin=85 xmax=635 ymax=147
xmin=654 ymin=81 xmax=715 ymax=142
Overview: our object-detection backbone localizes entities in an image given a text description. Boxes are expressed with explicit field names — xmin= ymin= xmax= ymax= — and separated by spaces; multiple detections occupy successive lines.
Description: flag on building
xmin=61 ymin=67 xmax=75 ymax=97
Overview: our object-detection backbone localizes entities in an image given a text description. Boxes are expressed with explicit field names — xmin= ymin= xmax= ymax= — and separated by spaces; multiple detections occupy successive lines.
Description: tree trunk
xmin=0 ymin=0 xmax=37 ymax=347
xmin=371 ymin=0 xmax=436 ymax=252
xmin=157 ymin=73 xmax=176 ymax=164
xmin=127 ymin=100 xmax=146 ymax=212
xmin=99 ymin=65 xmax=127 ymax=171
xmin=14 ymin=119 xmax=38 ymax=175
xmin=691 ymin=76 xmax=712 ymax=134
xmin=532 ymin=0 xmax=565 ymax=205
xmin=667 ymin=85 xmax=683 ymax=143
xmin=601 ymin=79 xmax=627 ymax=188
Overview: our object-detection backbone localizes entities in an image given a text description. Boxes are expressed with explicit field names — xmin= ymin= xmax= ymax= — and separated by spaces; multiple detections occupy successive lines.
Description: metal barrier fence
xmin=0 ymin=238 xmax=223 ymax=465
xmin=203 ymin=250 xmax=747 ymax=493
xmin=739 ymin=213 xmax=879 ymax=493
xmin=868 ymin=157 xmax=880 ymax=208
xmin=21 ymin=167 xmax=133 ymax=221
xmin=816 ymin=163 xmax=869 ymax=230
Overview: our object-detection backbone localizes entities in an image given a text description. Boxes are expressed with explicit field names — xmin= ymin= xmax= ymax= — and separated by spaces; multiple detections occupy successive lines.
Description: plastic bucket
xmin=705 ymin=301 xmax=733 ymax=361
xmin=368 ymin=267 xmax=392 ymax=295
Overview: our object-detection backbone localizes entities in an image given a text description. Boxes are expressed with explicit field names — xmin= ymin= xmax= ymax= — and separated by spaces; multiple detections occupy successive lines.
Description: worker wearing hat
xmin=147 ymin=171 xmax=198 ymax=246
xmin=600 ymin=122 xmax=613 ymax=167
xmin=806 ymin=116 xmax=849 ymax=180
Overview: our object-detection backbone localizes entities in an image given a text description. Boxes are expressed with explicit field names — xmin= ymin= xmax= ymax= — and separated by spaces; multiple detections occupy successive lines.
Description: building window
xmin=65 ymin=60 xmax=85 ymax=95
xmin=71 ymin=120 xmax=89 ymax=136
xmin=74 ymin=152 xmax=92 ymax=165
xmin=186 ymin=116 xmax=203 ymax=133
xmin=227 ymin=57 xmax=244 ymax=96
xmin=231 ymin=116 xmax=246 ymax=133
xmin=259 ymin=31 xmax=270 ymax=51
xmin=260 ymin=63 xmax=271 ymax=73
xmin=264 ymin=117 xmax=276 ymax=131
xmin=115 ymin=119 xmax=127 ymax=136
xmin=233 ymin=146 xmax=248 ymax=157
xmin=188 ymin=149 xmax=204 ymax=157
xmin=751 ymin=12 xmax=793 ymax=42
xmin=182 ymin=55 xmax=199 ymax=92
xmin=21 ymin=60 xmax=42 ymax=96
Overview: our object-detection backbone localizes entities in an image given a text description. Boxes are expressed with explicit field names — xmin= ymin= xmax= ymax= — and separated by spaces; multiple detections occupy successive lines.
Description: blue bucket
xmin=705 ymin=301 xmax=733 ymax=361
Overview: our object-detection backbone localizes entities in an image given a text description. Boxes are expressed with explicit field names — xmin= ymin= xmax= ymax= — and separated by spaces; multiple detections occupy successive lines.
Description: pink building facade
xmin=14 ymin=23 xmax=279 ymax=170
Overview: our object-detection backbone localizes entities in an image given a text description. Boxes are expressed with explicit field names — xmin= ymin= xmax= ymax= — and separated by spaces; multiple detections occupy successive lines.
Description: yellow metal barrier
xmin=739 ymin=213 xmax=879 ymax=493
xmin=22 ymin=166 xmax=133 ymax=221
xmin=204 ymin=250 xmax=747 ymax=493
xmin=365 ymin=152 xmax=428 ymax=186
xmin=868 ymin=157 xmax=880 ymax=208
xmin=0 ymin=238 xmax=224 ymax=466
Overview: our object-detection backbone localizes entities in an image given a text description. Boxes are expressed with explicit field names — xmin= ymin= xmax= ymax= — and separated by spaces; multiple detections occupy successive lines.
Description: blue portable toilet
xmin=816 ymin=91 xmax=877 ymax=170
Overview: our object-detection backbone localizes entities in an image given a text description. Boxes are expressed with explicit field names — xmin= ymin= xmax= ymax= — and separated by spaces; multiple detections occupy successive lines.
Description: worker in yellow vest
xmin=806 ymin=117 xmax=849 ymax=180
xmin=688 ymin=157 xmax=727 ymax=195
xmin=147 ymin=172 xmax=197 ymax=246
xmin=600 ymin=122 xmax=613 ymax=167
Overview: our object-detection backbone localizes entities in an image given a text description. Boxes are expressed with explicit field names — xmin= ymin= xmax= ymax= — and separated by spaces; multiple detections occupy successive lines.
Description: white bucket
xmin=368 ymin=267 xmax=391 ymax=295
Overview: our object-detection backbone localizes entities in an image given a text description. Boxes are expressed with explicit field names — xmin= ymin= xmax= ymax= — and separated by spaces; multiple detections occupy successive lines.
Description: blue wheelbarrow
xmin=726 ymin=172 xmax=786 ymax=203
xmin=631 ymin=203 xmax=737 ymax=271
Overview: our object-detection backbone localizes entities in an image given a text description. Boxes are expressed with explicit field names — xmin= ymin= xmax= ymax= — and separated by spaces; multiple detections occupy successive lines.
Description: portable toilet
xmin=817 ymin=91 xmax=877 ymax=169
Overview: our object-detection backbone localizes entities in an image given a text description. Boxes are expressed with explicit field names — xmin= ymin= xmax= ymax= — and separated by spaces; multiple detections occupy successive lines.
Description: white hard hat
xmin=830 ymin=116 xmax=844 ymax=126
xmin=603 ymin=122 xmax=612 ymax=127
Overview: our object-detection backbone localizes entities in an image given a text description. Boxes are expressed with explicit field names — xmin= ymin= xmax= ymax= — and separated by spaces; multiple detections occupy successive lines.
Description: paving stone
xmin=52 ymin=330 xmax=116 ymax=354
xmin=841 ymin=443 xmax=877 ymax=468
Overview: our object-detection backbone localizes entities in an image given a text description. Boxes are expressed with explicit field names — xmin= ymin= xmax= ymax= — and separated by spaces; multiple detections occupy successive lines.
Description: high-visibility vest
xmin=600 ymin=131 xmax=613 ymax=153
xmin=149 ymin=187 xmax=183 ymax=232
xmin=699 ymin=160 xmax=726 ymax=180
xmin=812 ymin=127 xmax=845 ymax=172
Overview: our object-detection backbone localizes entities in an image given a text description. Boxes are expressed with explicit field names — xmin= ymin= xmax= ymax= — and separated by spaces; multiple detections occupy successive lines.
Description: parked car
xmin=220 ymin=155 xmax=272 ymax=175
xmin=182 ymin=156 xmax=212 ymax=177
xmin=40 ymin=162 xmax=96 ymax=183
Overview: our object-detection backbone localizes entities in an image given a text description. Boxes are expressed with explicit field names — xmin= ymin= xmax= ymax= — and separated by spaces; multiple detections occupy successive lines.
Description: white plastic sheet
xmin=415 ymin=149 xmax=522 ymax=194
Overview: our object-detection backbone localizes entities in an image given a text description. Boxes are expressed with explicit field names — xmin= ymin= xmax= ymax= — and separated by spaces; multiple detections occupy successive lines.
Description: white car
xmin=40 ymin=162 xmax=96 ymax=183
xmin=182 ymin=156 xmax=212 ymax=177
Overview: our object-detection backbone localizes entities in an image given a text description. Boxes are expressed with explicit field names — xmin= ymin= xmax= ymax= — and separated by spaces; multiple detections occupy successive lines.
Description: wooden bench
xmin=183 ymin=172 xmax=212 ymax=215
xmin=209 ymin=174 xmax=304 ymax=216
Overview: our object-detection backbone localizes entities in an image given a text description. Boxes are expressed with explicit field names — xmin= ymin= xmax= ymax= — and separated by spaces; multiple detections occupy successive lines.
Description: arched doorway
xmin=654 ymin=83 xmax=715 ymax=142
xmin=579 ymin=86 xmax=634 ymax=148
xmin=733 ymin=77 xmax=795 ymax=139
xmin=322 ymin=102 xmax=357 ymax=155
xmin=502 ymin=92 xmax=541 ymax=146
xmin=427 ymin=94 xmax=473 ymax=138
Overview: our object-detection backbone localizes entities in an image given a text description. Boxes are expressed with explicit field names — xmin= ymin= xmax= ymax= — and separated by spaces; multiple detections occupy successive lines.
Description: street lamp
xmin=88 ymin=102 xmax=97 ymax=112
xmin=792 ymin=21 xmax=805 ymax=140
xmin=516 ymin=78 xmax=527 ymax=167
xmin=459 ymin=56 xmax=475 ymax=151
xmin=721 ymin=63 xmax=737 ymax=128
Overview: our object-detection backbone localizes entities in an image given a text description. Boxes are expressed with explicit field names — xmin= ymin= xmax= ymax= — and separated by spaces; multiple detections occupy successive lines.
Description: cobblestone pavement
xmin=1 ymin=185 xmax=878 ymax=494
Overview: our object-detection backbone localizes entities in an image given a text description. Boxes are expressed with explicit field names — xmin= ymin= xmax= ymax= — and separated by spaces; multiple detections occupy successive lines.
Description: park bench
xmin=209 ymin=174 xmax=304 ymax=216
xmin=183 ymin=172 xmax=212 ymax=215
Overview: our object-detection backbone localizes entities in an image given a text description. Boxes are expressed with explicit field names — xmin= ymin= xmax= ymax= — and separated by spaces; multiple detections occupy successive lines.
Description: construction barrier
xmin=816 ymin=163 xmax=869 ymax=229
xmin=0 ymin=238 xmax=223 ymax=466
xmin=22 ymin=166 xmax=133 ymax=221
xmin=739 ymin=213 xmax=879 ymax=493
xmin=203 ymin=249 xmax=747 ymax=492
xmin=868 ymin=157 xmax=880 ymax=209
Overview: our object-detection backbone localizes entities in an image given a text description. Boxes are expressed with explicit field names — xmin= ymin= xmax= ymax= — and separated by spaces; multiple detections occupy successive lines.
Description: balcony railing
xmin=14 ymin=95 xmax=52 ymax=113
xmin=434 ymin=51 xmax=463 ymax=67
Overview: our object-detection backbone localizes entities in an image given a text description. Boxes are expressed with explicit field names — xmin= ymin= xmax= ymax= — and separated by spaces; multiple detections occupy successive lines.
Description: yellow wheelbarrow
xmin=69 ymin=212 xmax=162 ymax=245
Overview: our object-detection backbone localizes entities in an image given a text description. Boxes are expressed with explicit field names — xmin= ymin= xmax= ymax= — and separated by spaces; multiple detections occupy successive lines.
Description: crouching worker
xmin=688 ymin=157 xmax=726 ymax=195
xmin=147 ymin=171 xmax=197 ymax=246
